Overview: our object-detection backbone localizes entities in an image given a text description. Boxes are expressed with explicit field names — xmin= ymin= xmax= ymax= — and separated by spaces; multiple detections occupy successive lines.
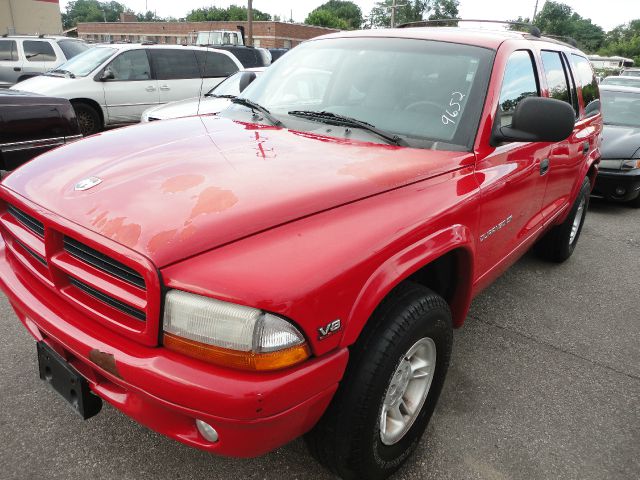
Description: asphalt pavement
xmin=0 ymin=198 xmax=638 ymax=480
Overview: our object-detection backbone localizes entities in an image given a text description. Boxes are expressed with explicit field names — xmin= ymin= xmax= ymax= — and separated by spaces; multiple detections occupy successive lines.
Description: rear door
xmin=102 ymin=49 xmax=159 ymax=124
xmin=149 ymin=49 xmax=203 ymax=104
xmin=0 ymin=39 xmax=21 ymax=84
xmin=22 ymin=40 xmax=59 ymax=77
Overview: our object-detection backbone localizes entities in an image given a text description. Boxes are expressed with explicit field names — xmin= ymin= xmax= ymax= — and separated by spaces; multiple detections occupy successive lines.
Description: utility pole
xmin=389 ymin=0 xmax=407 ymax=28
xmin=247 ymin=0 xmax=253 ymax=47
xmin=532 ymin=0 xmax=540 ymax=21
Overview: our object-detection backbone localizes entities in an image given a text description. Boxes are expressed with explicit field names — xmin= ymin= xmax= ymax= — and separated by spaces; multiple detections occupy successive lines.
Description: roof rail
xmin=398 ymin=18 xmax=542 ymax=37
xmin=542 ymin=34 xmax=578 ymax=47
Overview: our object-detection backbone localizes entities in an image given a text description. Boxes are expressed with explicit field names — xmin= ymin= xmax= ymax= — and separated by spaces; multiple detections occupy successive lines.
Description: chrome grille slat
xmin=68 ymin=276 xmax=146 ymax=321
xmin=6 ymin=205 xmax=44 ymax=237
xmin=63 ymin=236 xmax=146 ymax=290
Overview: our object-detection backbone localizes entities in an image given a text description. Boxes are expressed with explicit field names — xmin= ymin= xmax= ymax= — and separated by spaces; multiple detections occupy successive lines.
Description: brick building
xmin=1 ymin=0 xmax=62 ymax=35
xmin=77 ymin=21 xmax=339 ymax=49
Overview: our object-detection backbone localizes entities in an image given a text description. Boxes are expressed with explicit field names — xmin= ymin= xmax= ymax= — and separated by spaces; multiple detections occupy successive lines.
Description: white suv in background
xmin=11 ymin=44 xmax=243 ymax=135
xmin=0 ymin=35 xmax=89 ymax=87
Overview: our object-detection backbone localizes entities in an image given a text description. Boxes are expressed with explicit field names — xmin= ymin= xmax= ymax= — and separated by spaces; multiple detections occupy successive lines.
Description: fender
xmin=555 ymin=145 xmax=601 ymax=225
xmin=341 ymin=224 xmax=475 ymax=347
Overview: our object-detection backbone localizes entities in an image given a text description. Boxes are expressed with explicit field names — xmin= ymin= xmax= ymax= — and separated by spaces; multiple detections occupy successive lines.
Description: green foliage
xmin=62 ymin=0 xmax=126 ymax=29
xmin=598 ymin=20 xmax=640 ymax=65
xmin=305 ymin=1 xmax=363 ymax=30
xmin=367 ymin=0 xmax=458 ymax=28
xmin=186 ymin=5 xmax=271 ymax=22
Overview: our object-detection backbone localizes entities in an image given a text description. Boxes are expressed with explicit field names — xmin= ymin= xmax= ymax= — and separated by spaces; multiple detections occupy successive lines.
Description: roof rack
xmin=398 ymin=19 xmax=541 ymax=37
xmin=542 ymin=34 xmax=578 ymax=47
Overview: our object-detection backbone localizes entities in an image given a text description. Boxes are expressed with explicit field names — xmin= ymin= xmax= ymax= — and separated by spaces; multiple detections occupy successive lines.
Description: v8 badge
xmin=318 ymin=319 xmax=341 ymax=340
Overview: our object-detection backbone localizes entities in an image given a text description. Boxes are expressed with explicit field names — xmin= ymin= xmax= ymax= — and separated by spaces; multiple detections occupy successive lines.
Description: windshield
xmin=621 ymin=70 xmax=640 ymax=77
xmin=207 ymin=71 xmax=261 ymax=97
xmin=601 ymin=90 xmax=640 ymax=127
xmin=229 ymin=37 xmax=494 ymax=150
xmin=57 ymin=39 xmax=89 ymax=59
xmin=601 ymin=77 xmax=640 ymax=88
xmin=53 ymin=47 xmax=116 ymax=77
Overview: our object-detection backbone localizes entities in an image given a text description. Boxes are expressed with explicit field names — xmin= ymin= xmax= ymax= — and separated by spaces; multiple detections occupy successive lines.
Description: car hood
xmin=145 ymin=96 xmax=231 ymax=120
xmin=601 ymin=124 xmax=640 ymax=159
xmin=2 ymin=116 xmax=470 ymax=267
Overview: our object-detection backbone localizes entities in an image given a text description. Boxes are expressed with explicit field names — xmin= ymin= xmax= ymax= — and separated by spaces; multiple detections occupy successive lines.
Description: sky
xmin=59 ymin=0 xmax=640 ymax=32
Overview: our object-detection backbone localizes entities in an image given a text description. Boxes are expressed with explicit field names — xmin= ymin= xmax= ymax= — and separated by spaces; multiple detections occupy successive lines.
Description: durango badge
xmin=74 ymin=176 xmax=102 ymax=191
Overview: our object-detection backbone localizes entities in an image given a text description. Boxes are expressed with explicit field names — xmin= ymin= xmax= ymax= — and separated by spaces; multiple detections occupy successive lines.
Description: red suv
xmin=0 ymin=27 xmax=601 ymax=479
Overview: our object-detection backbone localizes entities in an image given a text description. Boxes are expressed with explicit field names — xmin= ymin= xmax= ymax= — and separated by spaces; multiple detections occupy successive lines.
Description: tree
xmin=186 ymin=5 xmax=271 ymax=22
xmin=366 ymin=0 xmax=458 ymax=29
xmin=62 ymin=0 xmax=126 ymax=29
xmin=305 ymin=1 xmax=363 ymax=30
xmin=598 ymin=20 xmax=640 ymax=65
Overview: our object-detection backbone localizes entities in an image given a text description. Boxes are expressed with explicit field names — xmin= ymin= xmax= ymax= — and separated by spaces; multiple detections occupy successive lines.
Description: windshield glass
xmin=57 ymin=39 xmax=89 ymax=59
xmin=53 ymin=47 xmax=116 ymax=77
xmin=230 ymin=38 xmax=494 ymax=150
xmin=601 ymin=89 xmax=640 ymax=127
xmin=208 ymin=71 xmax=261 ymax=97
xmin=601 ymin=77 xmax=640 ymax=88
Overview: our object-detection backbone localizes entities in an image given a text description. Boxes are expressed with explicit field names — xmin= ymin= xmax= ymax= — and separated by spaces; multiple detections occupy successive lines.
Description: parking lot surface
xmin=0 ymin=198 xmax=638 ymax=480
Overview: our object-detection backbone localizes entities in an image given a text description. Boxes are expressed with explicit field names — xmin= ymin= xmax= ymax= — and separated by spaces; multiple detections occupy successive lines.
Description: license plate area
xmin=36 ymin=342 xmax=102 ymax=419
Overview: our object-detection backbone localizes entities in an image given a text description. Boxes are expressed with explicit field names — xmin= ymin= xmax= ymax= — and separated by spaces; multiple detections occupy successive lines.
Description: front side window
xmin=24 ymin=41 xmax=57 ymax=62
xmin=233 ymin=38 xmax=495 ymax=150
xmin=152 ymin=49 xmax=200 ymax=80
xmin=571 ymin=54 xmax=600 ymax=116
xmin=600 ymin=90 xmax=640 ymax=128
xmin=195 ymin=51 xmax=239 ymax=78
xmin=0 ymin=40 xmax=17 ymax=61
xmin=107 ymin=50 xmax=151 ymax=81
xmin=498 ymin=50 xmax=539 ymax=127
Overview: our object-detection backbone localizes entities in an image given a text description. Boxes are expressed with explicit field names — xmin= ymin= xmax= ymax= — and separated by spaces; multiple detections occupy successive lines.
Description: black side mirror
xmin=491 ymin=97 xmax=576 ymax=146
xmin=238 ymin=71 xmax=257 ymax=93
xmin=100 ymin=68 xmax=115 ymax=81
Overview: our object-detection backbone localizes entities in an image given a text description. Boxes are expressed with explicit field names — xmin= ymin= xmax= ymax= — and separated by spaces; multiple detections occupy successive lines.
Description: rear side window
xmin=107 ymin=50 xmax=151 ymax=81
xmin=541 ymin=50 xmax=576 ymax=114
xmin=57 ymin=39 xmax=89 ymax=59
xmin=24 ymin=41 xmax=57 ymax=62
xmin=571 ymin=54 xmax=600 ymax=117
xmin=0 ymin=40 xmax=17 ymax=61
xmin=152 ymin=50 xmax=200 ymax=80
xmin=195 ymin=51 xmax=239 ymax=78
xmin=498 ymin=50 xmax=539 ymax=127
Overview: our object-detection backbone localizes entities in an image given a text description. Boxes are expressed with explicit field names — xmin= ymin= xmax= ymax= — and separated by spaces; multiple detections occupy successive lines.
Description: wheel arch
xmin=341 ymin=225 xmax=475 ymax=348
xmin=70 ymin=98 xmax=105 ymax=128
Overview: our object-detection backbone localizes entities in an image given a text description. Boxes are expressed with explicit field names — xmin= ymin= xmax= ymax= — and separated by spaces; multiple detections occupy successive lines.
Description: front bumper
xmin=0 ymin=241 xmax=348 ymax=457
xmin=593 ymin=168 xmax=640 ymax=202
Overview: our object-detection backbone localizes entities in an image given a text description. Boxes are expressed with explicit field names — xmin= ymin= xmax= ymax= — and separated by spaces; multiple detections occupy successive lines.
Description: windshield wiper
xmin=287 ymin=110 xmax=407 ymax=146
xmin=205 ymin=93 xmax=236 ymax=98
xmin=49 ymin=69 xmax=76 ymax=78
xmin=231 ymin=97 xmax=282 ymax=126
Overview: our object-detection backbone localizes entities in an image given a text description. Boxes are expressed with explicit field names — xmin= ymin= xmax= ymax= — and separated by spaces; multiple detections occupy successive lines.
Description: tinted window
xmin=152 ymin=50 xmax=200 ymax=80
xmin=571 ymin=54 xmax=600 ymax=116
xmin=24 ymin=41 xmax=57 ymax=62
xmin=57 ymin=39 xmax=89 ymax=59
xmin=217 ymin=46 xmax=269 ymax=68
xmin=107 ymin=50 xmax=151 ymax=81
xmin=195 ymin=51 xmax=239 ymax=78
xmin=0 ymin=40 xmax=17 ymax=61
xmin=498 ymin=50 xmax=539 ymax=127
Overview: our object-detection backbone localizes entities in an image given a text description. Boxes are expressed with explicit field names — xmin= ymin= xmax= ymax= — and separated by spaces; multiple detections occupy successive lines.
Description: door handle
xmin=145 ymin=86 xmax=156 ymax=92
xmin=159 ymin=85 xmax=170 ymax=91
xmin=13 ymin=67 xmax=21 ymax=72
xmin=582 ymin=141 xmax=590 ymax=155
xmin=540 ymin=158 xmax=550 ymax=176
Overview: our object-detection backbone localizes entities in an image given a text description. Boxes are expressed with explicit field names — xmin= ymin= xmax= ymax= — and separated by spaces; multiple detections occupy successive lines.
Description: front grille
xmin=63 ymin=236 xmax=146 ymax=289
xmin=14 ymin=238 xmax=47 ymax=266
xmin=68 ymin=276 xmax=146 ymax=321
xmin=7 ymin=205 xmax=44 ymax=237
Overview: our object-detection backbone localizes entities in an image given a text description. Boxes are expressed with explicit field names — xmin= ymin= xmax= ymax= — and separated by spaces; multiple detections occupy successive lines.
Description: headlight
xmin=162 ymin=290 xmax=310 ymax=371
xmin=622 ymin=159 xmax=640 ymax=170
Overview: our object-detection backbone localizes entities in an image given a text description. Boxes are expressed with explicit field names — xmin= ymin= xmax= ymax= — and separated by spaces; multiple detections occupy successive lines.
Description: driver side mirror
xmin=238 ymin=71 xmax=257 ymax=93
xmin=491 ymin=97 xmax=575 ymax=146
xmin=100 ymin=68 xmax=115 ymax=81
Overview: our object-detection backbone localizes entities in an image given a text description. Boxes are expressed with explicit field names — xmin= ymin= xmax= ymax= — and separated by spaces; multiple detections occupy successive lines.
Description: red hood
xmin=2 ymin=116 xmax=472 ymax=267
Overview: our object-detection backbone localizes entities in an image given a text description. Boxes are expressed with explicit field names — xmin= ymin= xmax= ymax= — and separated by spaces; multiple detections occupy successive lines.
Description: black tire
xmin=72 ymin=102 xmax=101 ymax=136
xmin=305 ymin=282 xmax=453 ymax=480
xmin=535 ymin=177 xmax=591 ymax=263
xmin=628 ymin=193 xmax=640 ymax=209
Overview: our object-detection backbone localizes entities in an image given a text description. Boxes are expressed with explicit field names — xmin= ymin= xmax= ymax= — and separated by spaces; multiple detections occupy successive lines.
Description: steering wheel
xmin=404 ymin=100 xmax=443 ymax=116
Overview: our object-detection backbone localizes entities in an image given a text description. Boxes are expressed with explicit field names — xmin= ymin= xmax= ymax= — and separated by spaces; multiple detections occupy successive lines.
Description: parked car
xmin=592 ymin=84 xmax=640 ymax=207
xmin=0 ymin=27 xmax=601 ymax=480
xmin=600 ymin=76 xmax=640 ymax=88
xmin=141 ymin=67 xmax=265 ymax=122
xmin=0 ymin=89 xmax=81 ymax=170
xmin=621 ymin=67 xmax=640 ymax=77
xmin=0 ymin=35 xmax=89 ymax=87
xmin=268 ymin=48 xmax=289 ymax=62
xmin=10 ymin=44 xmax=243 ymax=135
xmin=215 ymin=45 xmax=271 ymax=68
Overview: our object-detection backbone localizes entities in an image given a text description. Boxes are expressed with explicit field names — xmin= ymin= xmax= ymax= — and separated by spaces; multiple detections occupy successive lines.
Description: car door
xmin=475 ymin=49 xmax=550 ymax=279
xmin=102 ymin=49 xmax=159 ymax=124
xmin=22 ymin=40 xmax=58 ymax=77
xmin=538 ymin=50 xmax=592 ymax=220
xmin=0 ymin=40 xmax=22 ymax=85
xmin=149 ymin=49 xmax=203 ymax=104
xmin=194 ymin=50 xmax=241 ymax=93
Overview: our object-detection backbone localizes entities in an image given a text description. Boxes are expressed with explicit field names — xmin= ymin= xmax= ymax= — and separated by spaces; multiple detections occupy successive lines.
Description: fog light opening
xmin=195 ymin=419 xmax=219 ymax=443
xmin=615 ymin=186 xmax=626 ymax=196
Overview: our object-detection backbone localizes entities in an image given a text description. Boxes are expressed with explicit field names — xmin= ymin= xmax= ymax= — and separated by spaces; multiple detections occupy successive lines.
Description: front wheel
xmin=535 ymin=177 xmax=591 ymax=262
xmin=72 ymin=102 xmax=101 ymax=136
xmin=305 ymin=283 xmax=453 ymax=480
